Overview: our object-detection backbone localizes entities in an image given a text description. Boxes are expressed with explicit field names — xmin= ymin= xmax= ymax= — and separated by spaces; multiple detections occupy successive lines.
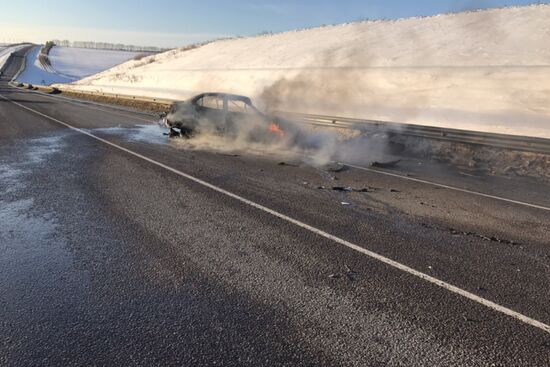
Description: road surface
xmin=1 ymin=48 xmax=549 ymax=366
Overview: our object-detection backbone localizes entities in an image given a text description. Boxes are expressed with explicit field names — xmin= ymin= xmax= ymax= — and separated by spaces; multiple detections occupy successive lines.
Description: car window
xmin=227 ymin=99 xmax=250 ymax=112
xmin=200 ymin=96 xmax=224 ymax=110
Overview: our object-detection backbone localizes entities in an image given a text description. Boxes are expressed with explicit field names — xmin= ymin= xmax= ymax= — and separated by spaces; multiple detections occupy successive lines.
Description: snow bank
xmin=17 ymin=46 xmax=142 ymax=85
xmin=62 ymin=5 xmax=550 ymax=138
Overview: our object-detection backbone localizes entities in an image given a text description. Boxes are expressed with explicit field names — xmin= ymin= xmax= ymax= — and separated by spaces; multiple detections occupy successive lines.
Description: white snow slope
xmin=63 ymin=5 xmax=550 ymax=138
xmin=17 ymin=46 xmax=141 ymax=85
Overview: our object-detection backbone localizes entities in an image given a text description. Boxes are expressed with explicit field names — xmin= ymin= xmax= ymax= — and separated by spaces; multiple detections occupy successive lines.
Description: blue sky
xmin=0 ymin=0 xmax=547 ymax=47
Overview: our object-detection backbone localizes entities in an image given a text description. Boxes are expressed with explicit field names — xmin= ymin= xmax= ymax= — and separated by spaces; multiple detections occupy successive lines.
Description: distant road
xmin=1 ymin=48 xmax=549 ymax=366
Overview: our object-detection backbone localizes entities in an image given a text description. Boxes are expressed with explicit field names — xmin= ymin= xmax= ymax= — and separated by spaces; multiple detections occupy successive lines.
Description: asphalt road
xmin=1 ymin=48 xmax=549 ymax=366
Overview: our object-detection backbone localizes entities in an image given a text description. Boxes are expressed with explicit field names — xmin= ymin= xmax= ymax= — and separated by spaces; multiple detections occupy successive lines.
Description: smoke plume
xmin=165 ymin=105 xmax=394 ymax=167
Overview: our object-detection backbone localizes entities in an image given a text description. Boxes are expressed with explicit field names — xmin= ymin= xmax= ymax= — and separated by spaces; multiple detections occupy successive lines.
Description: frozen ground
xmin=17 ymin=46 xmax=142 ymax=85
xmin=59 ymin=5 xmax=550 ymax=138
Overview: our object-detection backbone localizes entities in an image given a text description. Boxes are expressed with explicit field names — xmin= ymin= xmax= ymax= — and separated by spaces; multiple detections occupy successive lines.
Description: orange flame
xmin=269 ymin=122 xmax=285 ymax=138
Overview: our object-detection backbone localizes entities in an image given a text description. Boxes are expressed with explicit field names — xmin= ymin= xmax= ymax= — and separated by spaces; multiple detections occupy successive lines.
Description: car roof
xmin=191 ymin=92 xmax=252 ymax=104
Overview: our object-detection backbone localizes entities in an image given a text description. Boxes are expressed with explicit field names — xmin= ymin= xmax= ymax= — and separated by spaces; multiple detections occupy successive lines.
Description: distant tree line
xmin=42 ymin=41 xmax=55 ymax=55
xmin=39 ymin=41 xmax=56 ymax=69
xmin=50 ymin=40 xmax=171 ymax=53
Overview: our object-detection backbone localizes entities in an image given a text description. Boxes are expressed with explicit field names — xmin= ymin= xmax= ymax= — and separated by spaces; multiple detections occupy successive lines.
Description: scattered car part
xmin=371 ymin=159 xmax=401 ymax=168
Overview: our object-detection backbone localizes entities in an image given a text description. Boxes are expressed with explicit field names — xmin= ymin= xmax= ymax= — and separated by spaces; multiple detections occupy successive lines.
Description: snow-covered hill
xmin=17 ymin=46 xmax=142 ymax=85
xmin=61 ymin=5 xmax=550 ymax=138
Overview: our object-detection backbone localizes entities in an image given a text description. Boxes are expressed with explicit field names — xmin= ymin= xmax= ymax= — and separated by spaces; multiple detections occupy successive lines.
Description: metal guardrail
xmin=50 ymin=87 xmax=175 ymax=106
xmin=7 ymin=47 xmax=549 ymax=156
xmin=276 ymin=111 xmax=550 ymax=155
xmin=13 ymin=82 xmax=550 ymax=155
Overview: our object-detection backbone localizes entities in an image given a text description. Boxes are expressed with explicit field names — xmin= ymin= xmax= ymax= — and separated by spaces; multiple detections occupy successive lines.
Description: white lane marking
xmin=344 ymin=162 xmax=550 ymax=212
xmin=2 ymin=92 xmax=549 ymax=335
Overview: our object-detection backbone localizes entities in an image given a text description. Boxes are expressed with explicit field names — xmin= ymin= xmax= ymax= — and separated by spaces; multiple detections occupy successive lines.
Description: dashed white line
xmin=2 ymin=92 xmax=549 ymax=335
xmin=344 ymin=162 xmax=550 ymax=212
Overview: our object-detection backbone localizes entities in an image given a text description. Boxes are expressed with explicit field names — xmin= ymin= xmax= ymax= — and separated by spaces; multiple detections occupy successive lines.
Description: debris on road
xmin=422 ymin=223 xmax=524 ymax=247
xmin=163 ymin=128 xmax=181 ymax=138
xmin=328 ymin=265 xmax=358 ymax=281
xmin=371 ymin=159 xmax=401 ymax=168
xmin=462 ymin=315 xmax=483 ymax=323
xmin=344 ymin=265 xmax=357 ymax=281
xmin=332 ymin=186 xmax=369 ymax=192
xmin=278 ymin=161 xmax=299 ymax=167
xmin=332 ymin=186 xmax=353 ymax=192
xmin=390 ymin=189 xmax=401 ymax=193
xmin=315 ymin=185 xmax=372 ymax=192
xmin=341 ymin=202 xmax=351 ymax=206
xmin=324 ymin=162 xmax=346 ymax=172
xmin=448 ymin=228 xmax=522 ymax=246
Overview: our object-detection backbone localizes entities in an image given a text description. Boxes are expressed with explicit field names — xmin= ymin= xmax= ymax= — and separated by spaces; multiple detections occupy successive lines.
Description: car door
xmin=227 ymin=96 xmax=268 ymax=132
xmin=195 ymin=94 xmax=226 ymax=132
xmin=225 ymin=97 xmax=251 ymax=133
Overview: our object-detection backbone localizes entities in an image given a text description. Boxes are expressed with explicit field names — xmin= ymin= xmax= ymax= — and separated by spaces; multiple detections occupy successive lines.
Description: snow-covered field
xmin=17 ymin=46 xmax=142 ymax=85
xmin=60 ymin=5 xmax=550 ymax=138
xmin=49 ymin=47 xmax=143 ymax=80
xmin=17 ymin=46 xmax=73 ymax=85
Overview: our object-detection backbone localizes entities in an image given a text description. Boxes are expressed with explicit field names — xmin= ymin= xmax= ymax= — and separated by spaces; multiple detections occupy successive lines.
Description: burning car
xmin=161 ymin=92 xmax=286 ymax=141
